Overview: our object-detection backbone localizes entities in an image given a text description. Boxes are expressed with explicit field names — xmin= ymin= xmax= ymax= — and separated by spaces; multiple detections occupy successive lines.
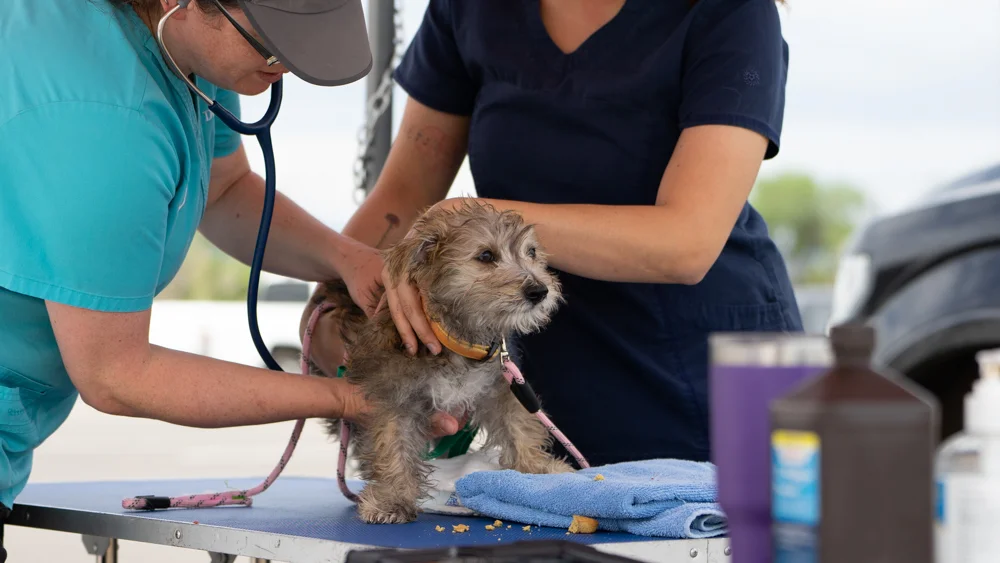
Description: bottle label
xmin=956 ymin=474 xmax=1000 ymax=563
xmin=772 ymin=430 xmax=820 ymax=563
xmin=936 ymin=479 xmax=945 ymax=523
xmin=936 ymin=477 xmax=954 ymax=563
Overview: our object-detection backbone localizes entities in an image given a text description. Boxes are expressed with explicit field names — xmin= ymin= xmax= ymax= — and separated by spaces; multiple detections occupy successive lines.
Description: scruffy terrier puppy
xmin=317 ymin=201 xmax=574 ymax=524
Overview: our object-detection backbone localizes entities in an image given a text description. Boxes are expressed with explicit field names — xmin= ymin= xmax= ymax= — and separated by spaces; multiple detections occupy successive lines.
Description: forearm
xmin=299 ymin=185 xmax=438 ymax=368
xmin=199 ymin=170 xmax=354 ymax=282
xmin=475 ymin=199 xmax=718 ymax=285
xmin=471 ymin=126 xmax=767 ymax=285
xmin=92 ymin=344 xmax=353 ymax=428
xmin=300 ymin=101 xmax=469 ymax=360
xmin=341 ymin=189 xmax=425 ymax=250
xmin=342 ymin=130 xmax=468 ymax=248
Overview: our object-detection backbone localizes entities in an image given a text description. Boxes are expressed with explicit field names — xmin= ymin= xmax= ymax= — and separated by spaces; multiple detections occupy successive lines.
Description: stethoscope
xmin=157 ymin=0 xmax=286 ymax=372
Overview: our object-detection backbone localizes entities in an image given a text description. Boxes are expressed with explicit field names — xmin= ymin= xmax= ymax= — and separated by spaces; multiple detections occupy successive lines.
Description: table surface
xmin=8 ymin=476 xmax=730 ymax=563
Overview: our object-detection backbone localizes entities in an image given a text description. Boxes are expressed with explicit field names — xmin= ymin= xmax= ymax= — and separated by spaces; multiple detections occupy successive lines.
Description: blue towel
xmin=454 ymin=458 xmax=727 ymax=538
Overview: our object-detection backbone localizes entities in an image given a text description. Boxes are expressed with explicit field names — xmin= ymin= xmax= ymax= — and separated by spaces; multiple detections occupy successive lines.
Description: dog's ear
xmin=411 ymin=234 xmax=439 ymax=265
xmin=384 ymin=223 xmax=442 ymax=285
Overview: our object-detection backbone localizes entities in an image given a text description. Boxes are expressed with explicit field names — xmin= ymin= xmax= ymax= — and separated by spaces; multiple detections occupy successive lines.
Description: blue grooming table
xmin=7 ymin=476 xmax=731 ymax=562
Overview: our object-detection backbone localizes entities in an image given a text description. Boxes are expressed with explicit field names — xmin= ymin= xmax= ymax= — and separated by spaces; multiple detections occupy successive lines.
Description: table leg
xmin=81 ymin=535 xmax=117 ymax=563
xmin=207 ymin=555 xmax=268 ymax=563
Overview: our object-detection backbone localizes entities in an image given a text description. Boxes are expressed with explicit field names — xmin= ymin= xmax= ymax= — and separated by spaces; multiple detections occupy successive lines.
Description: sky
xmin=237 ymin=0 xmax=1000 ymax=231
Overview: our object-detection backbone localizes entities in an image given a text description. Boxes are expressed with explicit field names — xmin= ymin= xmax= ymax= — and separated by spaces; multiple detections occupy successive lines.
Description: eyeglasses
xmin=209 ymin=0 xmax=280 ymax=66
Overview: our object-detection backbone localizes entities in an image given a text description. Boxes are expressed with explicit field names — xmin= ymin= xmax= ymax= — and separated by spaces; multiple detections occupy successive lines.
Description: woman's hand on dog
xmin=340 ymin=237 xmax=442 ymax=357
xmin=339 ymin=240 xmax=386 ymax=317
xmin=337 ymin=379 xmax=463 ymax=436
xmin=377 ymin=264 xmax=442 ymax=357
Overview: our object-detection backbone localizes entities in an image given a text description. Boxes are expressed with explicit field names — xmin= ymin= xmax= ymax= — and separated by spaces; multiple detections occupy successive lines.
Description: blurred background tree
xmin=158 ymin=233 xmax=251 ymax=300
xmin=751 ymin=172 xmax=872 ymax=285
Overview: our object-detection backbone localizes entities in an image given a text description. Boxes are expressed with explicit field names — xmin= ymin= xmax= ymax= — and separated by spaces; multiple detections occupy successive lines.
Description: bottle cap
xmin=829 ymin=323 xmax=875 ymax=365
xmin=967 ymin=348 xmax=1000 ymax=434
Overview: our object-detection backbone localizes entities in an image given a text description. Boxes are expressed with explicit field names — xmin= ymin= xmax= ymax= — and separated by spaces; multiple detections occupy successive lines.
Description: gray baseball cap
xmin=237 ymin=0 xmax=373 ymax=86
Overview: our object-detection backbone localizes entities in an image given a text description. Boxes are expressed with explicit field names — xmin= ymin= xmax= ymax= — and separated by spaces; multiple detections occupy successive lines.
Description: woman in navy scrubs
xmin=306 ymin=0 xmax=800 ymax=466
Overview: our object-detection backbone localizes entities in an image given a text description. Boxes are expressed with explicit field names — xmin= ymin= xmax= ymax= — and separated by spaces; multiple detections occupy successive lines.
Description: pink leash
xmin=498 ymin=343 xmax=590 ymax=470
xmin=122 ymin=303 xmax=587 ymax=511
xmin=121 ymin=304 xmax=331 ymax=510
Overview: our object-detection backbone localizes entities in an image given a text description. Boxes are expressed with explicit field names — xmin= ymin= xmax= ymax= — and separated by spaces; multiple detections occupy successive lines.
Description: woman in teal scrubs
xmin=0 ymin=1 xmax=456 ymax=555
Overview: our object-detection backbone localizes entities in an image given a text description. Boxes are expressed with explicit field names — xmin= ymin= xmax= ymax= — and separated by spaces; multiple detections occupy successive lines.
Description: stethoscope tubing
xmin=157 ymin=3 xmax=285 ymax=372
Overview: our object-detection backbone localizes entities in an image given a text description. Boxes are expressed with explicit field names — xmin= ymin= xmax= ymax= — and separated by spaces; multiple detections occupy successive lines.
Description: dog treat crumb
xmin=452 ymin=524 xmax=470 ymax=533
xmin=522 ymin=525 xmax=532 ymax=531
xmin=494 ymin=519 xmax=503 ymax=527
xmin=568 ymin=515 xmax=599 ymax=534
xmin=485 ymin=524 xmax=495 ymax=531
xmin=594 ymin=474 xmax=605 ymax=481
xmin=435 ymin=525 xmax=445 ymax=532
xmin=506 ymin=525 xmax=511 ymax=529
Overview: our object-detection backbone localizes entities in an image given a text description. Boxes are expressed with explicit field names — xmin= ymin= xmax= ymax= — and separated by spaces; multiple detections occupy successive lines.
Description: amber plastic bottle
xmin=769 ymin=323 xmax=939 ymax=562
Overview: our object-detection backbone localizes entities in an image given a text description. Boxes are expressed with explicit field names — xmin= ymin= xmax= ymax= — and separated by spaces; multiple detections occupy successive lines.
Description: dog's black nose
xmin=523 ymin=283 xmax=548 ymax=305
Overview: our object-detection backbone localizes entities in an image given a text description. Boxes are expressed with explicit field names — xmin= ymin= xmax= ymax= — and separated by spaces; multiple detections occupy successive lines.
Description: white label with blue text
xmin=772 ymin=430 xmax=820 ymax=563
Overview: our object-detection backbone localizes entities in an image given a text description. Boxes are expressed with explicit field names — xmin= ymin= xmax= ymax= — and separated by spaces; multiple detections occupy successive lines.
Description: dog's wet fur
xmin=316 ymin=201 xmax=574 ymax=524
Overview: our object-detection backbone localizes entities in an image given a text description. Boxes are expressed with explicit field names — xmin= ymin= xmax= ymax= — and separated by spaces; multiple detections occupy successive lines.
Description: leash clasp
xmin=134 ymin=495 xmax=171 ymax=510
xmin=499 ymin=337 xmax=510 ymax=364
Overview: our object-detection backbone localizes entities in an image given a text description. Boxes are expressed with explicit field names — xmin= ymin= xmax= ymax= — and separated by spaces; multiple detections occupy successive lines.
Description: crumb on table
xmin=522 ymin=525 xmax=531 ymax=532
xmin=452 ymin=524 xmax=470 ymax=533
xmin=435 ymin=525 xmax=445 ymax=532
xmin=493 ymin=519 xmax=503 ymax=527
xmin=593 ymin=474 xmax=605 ymax=481
xmin=485 ymin=524 xmax=495 ymax=531
xmin=568 ymin=515 xmax=599 ymax=534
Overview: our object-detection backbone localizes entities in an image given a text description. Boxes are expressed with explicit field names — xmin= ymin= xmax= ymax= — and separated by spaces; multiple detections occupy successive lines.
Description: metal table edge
xmin=6 ymin=502 xmax=373 ymax=562
xmin=7 ymin=501 xmax=709 ymax=563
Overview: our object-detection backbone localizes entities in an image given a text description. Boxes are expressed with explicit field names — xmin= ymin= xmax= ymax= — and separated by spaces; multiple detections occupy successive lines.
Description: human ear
xmin=159 ymin=0 xmax=189 ymax=20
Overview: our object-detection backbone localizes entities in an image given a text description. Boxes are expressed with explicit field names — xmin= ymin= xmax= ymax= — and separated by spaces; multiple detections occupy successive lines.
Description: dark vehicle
xmin=827 ymin=162 xmax=1000 ymax=440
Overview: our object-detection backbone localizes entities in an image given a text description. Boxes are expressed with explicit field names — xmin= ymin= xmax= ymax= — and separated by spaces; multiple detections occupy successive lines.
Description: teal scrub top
xmin=0 ymin=0 xmax=243 ymax=510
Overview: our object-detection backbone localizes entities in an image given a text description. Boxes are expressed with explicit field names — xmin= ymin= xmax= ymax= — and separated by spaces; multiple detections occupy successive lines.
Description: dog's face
xmin=384 ymin=202 xmax=562 ymax=337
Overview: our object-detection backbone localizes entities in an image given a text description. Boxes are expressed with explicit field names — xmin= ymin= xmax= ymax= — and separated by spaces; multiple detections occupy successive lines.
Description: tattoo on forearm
xmin=405 ymin=124 xmax=452 ymax=162
xmin=376 ymin=213 xmax=400 ymax=248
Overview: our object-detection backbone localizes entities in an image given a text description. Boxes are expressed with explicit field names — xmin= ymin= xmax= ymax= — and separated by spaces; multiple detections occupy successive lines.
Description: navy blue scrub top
xmin=394 ymin=0 xmax=803 ymax=466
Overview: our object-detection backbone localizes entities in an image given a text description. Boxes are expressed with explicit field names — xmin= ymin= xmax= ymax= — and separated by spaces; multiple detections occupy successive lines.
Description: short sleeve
xmin=393 ymin=0 xmax=478 ymax=115
xmin=678 ymin=0 xmax=788 ymax=159
xmin=0 ymin=102 xmax=178 ymax=312
xmin=212 ymin=88 xmax=242 ymax=158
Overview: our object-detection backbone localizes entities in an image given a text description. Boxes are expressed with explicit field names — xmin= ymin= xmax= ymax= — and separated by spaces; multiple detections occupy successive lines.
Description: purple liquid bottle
xmin=709 ymin=333 xmax=831 ymax=563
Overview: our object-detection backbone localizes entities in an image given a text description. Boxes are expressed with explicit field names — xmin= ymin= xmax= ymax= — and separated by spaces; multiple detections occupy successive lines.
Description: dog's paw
xmin=545 ymin=458 xmax=576 ymax=474
xmin=511 ymin=453 xmax=576 ymax=475
xmin=357 ymin=491 xmax=418 ymax=524
xmin=529 ymin=457 xmax=575 ymax=475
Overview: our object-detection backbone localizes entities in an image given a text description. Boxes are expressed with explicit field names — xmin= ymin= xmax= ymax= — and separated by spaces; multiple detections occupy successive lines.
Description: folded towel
xmin=454 ymin=458 xmax=727 ymax=538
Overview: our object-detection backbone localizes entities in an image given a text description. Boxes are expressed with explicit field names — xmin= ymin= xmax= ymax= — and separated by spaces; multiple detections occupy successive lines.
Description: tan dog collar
xmin=421 ymin=299 xmax=500 ymax=361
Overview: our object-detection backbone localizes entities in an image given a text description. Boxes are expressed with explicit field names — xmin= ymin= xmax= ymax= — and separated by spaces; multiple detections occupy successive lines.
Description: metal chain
xmin=353 ymin=0 xmax=404 ymax=205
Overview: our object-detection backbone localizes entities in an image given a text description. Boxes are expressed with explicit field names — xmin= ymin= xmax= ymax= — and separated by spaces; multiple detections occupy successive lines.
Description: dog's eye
xmin=527 ymin=247 xmax=536 ymax=259
xmin=477 ymin=250 xmax=495 ymax=263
